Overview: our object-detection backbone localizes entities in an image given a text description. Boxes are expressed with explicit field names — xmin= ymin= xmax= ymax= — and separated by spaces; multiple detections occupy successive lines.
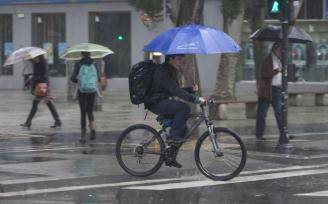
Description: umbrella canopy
xmin=3 ymin=47 xmax=46 ymax=66
xmin=60 ymin=43 xmax=114 ymax=60
xmin=249 ymin=24 xmax=313 ymax=43
xmin=143 ymin=24 xmax=241 ymax=55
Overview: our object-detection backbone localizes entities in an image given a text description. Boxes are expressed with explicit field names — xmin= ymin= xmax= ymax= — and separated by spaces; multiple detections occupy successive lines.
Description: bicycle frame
xmin=162 ymin=104 xmax=222 ymax=156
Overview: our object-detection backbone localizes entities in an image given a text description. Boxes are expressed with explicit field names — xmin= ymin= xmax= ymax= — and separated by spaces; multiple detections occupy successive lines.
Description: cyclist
xmin=144 ymin=54 xmax=206 ymax=168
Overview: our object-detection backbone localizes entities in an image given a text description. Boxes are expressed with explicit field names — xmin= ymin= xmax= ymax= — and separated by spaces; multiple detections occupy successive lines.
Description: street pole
xmin=276 ymin=0 xmax=293 ymax=150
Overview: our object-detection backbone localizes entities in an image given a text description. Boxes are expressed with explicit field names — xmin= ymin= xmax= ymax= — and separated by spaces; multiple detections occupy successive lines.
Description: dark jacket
xmin=70 ymin=57 xmax=100 ymax=83
xmin=258 ymin=54 xmax=280 ymax=100
xmin=144 ymin=62 xmax=196 ymax=108
xmin=31 ymin=59 xmax=49 ymax=93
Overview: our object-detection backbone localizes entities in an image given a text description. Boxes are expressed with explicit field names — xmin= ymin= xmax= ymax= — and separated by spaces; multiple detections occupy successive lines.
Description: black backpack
xmin=129 ymin=60 xmax=158 ymax=105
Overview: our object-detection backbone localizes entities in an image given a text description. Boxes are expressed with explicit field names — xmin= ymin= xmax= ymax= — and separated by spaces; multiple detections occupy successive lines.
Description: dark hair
xmin=271 ymin=42 xmax=281 ymax=52
xmin=164 ymin=54 xmax=184 ymax=63
xmin=35 ymin=55 xmax=47 ymax=66
xmin=82 ymin=52 xmax=91 ymax=58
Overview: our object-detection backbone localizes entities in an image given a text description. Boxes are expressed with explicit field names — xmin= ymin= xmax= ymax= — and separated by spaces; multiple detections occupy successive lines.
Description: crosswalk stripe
xmin=0 ymin=165 xmax=327 ymax=197
xmin=124 ymin=169 xmax=328 ymax=190
xmin=0 ymin=177 xmax=186 ymax=197
xmin=295 ymin=190 xmax=328 ymax=197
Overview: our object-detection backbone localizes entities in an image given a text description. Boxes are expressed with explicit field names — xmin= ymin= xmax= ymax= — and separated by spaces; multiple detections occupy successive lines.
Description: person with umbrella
xmin=70 ymin=51 xmax=101 ymax=144
xmin=144 ymin=54 xmax=206 ymax=168
xmin=256 ymin=42 xmax=283 ymax=140
xmin=141 ymin=24 xmax=241 ymax=168
xmin=20 ymin=54 xmax=61 ymax=129
xmin=61 ymin=43 xmax=113 ymax=144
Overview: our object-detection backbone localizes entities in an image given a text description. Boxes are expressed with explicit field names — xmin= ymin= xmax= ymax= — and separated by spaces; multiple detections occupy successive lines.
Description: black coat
xmin=31 ymin=59 xmax=48 ymax=93
xmin=144 ymin=62 xmax=196 ymax=108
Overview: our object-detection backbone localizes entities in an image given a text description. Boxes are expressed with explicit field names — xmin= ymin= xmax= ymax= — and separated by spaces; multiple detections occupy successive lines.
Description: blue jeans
xmin=150 ymin=99 xmax=191 ymax=137
xmin=256 ymin=86 xmax=282 ymax=138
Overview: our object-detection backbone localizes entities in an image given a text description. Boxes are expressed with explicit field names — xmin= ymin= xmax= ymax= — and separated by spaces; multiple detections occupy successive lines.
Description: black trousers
xmin=78 ymin=92 xmax=96 ymax=130
xmin=149 ymin=99 xmax=191 ymax=137
xmin=26 ymin=98 xmax=60 ymax=123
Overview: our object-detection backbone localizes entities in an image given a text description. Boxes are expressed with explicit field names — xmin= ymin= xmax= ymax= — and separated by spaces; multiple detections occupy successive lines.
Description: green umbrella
xmin=60 ymin=43 xmax=114 ymax=60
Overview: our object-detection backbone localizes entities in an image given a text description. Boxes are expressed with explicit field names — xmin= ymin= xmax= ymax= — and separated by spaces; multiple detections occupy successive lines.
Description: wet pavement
xmin=0 ymin=90 xmax=328 ymax=203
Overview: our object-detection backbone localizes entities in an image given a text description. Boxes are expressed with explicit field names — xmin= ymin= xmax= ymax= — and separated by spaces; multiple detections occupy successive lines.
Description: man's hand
xmin=192 ymin=84 xmax=199 ymax=92
xmin=277 ymin=66 xmax=282 ymax=73
xmin=198 ymin=97 xmax=206 ymax=104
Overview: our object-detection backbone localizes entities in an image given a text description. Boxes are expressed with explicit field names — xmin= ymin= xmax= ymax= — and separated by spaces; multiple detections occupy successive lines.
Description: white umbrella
xmin=3 ymin=47 xmax=47 ymax=66
xmin=60 ymin=43 xmax=114 ymax=60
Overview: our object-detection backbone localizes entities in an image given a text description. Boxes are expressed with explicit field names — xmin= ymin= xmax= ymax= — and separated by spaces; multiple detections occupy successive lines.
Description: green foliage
xmin=125 ymin=0 xmax=163 ymax=17
xmin=221 ymin=0 xmax=243 ymax=20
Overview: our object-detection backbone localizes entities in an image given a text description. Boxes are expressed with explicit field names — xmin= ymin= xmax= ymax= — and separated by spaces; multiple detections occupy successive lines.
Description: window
xmin=297 ymin=0 xmax=323 ymax=19
xmin=0 ymin=15 xmax=13 ymax=75
xmin=89 ymin=12 xmax=131 ymax=78
xmin=32 ymin=13 xmax=66 ymax=77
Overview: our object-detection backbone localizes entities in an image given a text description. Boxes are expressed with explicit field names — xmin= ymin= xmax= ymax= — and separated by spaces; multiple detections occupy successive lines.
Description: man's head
xmin=165 ymin=54 xmax=185 ymax=69
xmin=81 ymin=51 xmax=91 ymax=58
xmin=271 ymin=42 xmax=282 ymax=59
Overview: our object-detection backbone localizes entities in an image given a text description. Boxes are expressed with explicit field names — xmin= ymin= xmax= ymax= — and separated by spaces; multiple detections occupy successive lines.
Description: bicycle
xmin=115 ymin=100 xmax=247 ymax=181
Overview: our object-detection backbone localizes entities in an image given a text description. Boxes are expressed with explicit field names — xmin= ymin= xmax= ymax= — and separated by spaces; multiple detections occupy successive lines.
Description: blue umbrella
xmin=143 ymin=24 xmax=241 ymax=55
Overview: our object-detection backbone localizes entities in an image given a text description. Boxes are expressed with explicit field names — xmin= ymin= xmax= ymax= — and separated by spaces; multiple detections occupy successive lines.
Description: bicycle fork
xmin=208 ymin=124 xmax=224 ymax=157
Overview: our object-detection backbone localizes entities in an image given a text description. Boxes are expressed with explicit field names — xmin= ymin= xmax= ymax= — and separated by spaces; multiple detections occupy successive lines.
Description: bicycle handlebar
xmin=199 ymin=99 xmax=215 ymax=106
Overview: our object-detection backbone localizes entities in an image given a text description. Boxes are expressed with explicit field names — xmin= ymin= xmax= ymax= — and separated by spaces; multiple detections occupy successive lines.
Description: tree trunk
xmin=176 ymin=0 xmax=204 ymax=139
xmin=246 ymin=0 xmax=266 ymax=88
xmin=213 ymin=10 xmax=244 ymax=99
xmin=209 ymin=1 xmax=244 ymax=119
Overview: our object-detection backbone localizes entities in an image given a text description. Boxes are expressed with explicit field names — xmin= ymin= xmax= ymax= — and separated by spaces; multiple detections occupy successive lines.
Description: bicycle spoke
xmin=116 ymin=124 xmax=165 ymax=177
xmin=195 ymin=127 xmax=247 ymax=181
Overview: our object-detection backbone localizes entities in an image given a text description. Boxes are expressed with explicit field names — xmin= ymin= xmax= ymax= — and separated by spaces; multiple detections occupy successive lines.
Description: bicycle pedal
xmin=214 ymin=151 xmax=224 ymax=157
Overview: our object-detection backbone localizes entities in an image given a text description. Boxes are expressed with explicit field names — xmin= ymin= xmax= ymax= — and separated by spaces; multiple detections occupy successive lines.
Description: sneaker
xmin=165 ymin=160 xmax=182 ymax=168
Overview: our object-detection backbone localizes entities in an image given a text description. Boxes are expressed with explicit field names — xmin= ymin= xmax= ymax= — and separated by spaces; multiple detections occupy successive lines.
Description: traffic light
xmin=118 ymin=35 xmax=123 ymax=40
xmin=267 ymin=0 xmax=287 ymax=20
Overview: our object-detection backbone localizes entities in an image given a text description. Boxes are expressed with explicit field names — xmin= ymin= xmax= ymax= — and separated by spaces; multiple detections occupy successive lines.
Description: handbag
xmin=34 ymin=83 xmax=48 ymax=96
xmin=101 ymin=76 xmax=107 ymax=90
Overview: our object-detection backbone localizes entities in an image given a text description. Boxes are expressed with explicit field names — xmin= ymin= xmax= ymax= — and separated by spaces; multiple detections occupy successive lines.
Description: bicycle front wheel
xmin=195 ymin=127 xmax=247 ymax=181
xmin=116 ymin=124 xmax=165 ymax=177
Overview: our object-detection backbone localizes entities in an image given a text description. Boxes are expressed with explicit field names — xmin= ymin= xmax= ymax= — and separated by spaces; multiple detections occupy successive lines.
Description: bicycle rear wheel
xmin=195 ymin=127 xmax=247 ymax=181
xmin=116 ymin=124 xmax=165 ymax=177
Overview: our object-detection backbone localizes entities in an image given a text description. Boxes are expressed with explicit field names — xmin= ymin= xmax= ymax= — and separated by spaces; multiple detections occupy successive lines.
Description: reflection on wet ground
xmin=0 ymin=131 xmax=327 ymax=203
xmin=1 ymin=91 xmax=328 ymax=203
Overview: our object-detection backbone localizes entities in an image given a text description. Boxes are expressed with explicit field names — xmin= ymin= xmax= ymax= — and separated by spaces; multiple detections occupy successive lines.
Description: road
xmin=0 ymin=131 xmax=327 ymax=204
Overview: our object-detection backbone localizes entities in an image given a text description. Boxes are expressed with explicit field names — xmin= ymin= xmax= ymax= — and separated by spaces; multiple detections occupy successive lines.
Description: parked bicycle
xmin=115 ymin=100 xmax=247 ymax=181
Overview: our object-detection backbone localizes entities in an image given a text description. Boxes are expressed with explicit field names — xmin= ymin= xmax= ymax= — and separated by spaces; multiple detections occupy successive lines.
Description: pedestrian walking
xmin=20 ymin=55 xmax=61 ymax=129
xmin=256 ymin=42 xmax=282 ymax=140
xmin=22 ymin=60 xmax=33 ymax=90
xmin=70 ymin=52 xmax=100 ymax=144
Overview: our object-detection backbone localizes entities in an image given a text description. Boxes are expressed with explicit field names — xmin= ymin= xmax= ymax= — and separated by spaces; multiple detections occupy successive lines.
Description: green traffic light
xmin=271 ymin=1 xmax=280 ymax=13
xmin=118 ymin=35 xmax=123 ymax=40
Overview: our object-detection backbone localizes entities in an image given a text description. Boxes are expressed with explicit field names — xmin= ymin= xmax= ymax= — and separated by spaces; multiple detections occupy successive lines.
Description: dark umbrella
xmin=249 ymin=24 xmax=312 ymax=43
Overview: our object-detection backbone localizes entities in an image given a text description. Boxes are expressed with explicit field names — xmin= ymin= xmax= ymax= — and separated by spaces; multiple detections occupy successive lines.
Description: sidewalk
xmin=1 ymin=90 xmax=328 ymax=138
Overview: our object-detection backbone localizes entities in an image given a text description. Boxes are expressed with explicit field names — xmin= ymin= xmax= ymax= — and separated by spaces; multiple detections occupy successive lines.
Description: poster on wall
xmin=43 ymin=42 xmax=54 ymax=64
xmin=292 ymin=43 xmax=306 ymax=66
xmin=58 ymin=42 xmax=67 ymax=58
xmin=316 ymin=42 xmax=328 ymax=65
xmin=4 ymin=42 xmax=13 ymax=56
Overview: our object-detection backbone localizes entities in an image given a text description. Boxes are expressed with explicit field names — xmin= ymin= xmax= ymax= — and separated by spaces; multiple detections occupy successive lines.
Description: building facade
xmin=241 ymin=0 xmax=328 ymax=82
xmin=0 ymin=0 xmax=223 ymax=92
